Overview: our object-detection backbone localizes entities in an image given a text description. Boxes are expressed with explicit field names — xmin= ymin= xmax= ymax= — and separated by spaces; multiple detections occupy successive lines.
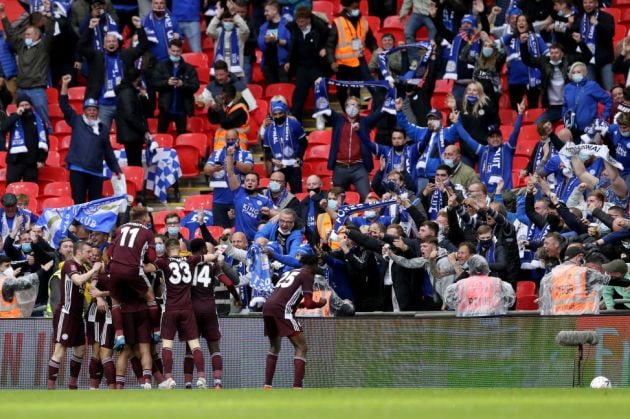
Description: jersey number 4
xmin=193 ymin=265 xmax=213 ymax=288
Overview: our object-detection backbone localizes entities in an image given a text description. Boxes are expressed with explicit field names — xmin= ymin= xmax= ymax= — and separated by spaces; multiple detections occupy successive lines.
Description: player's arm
xmin=70 ymin=262 xmax=102 ymax=286
xmin=301 ymin=292 xmax=326 ymax=309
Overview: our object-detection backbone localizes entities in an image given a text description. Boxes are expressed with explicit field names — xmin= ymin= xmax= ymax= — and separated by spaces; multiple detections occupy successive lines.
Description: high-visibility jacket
xmin=334 ymin=16 xmax=367 ymax=68
xmin=214 ymin=103 xmax=250 ymax=150
xmin=0 ymin=277 xmax=21 ymax=318
xmin=549 ymin=264 xmax=598 ymax=315
xmin=316 ymin=213 xmax=340 ymax=250
xmin=455 ymin=275 xmax=504 ymax=317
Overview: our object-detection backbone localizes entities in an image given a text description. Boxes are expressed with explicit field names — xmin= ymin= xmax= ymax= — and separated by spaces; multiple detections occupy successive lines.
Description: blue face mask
xmin=467 ymin=95 xmax=478 ymax=103
xmin=223 ymin=22 xmax=235 ymax=31
xmin=156 ymin=243 xmax=165 ymax=255
xmin=167 ymin=226 xmax=180 ymax=236
xmin=269 ymin=181 xmax=282 ymax=193
xmin=24 ymin=38 xmax=33 ymax=47
xmin=327 ymin=199 xmax=338 ymax=210
xmin=21 ymin=243 xmax=32 ymax=253
xmin=443 ymin=158 xmax=455 ymax=168
xmin=169 ymin=55 xmax=181 ymax=63
xmin=482 ymin=47 xmax=493 ymax=58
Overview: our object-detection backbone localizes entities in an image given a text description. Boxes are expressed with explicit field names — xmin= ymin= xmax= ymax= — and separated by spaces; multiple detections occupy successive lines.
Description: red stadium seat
xmin=523 ymin=108 xmax=545 ymax=125
xmin=152 ymin=133 xmax=174 ymax=148
xmin=6 ymin=182 xmax=39 ymax=211
xmin=512 ymin=155 xmax=530 ymax=172
xmin=175 ymin=133 xmax=207 ymax=156
xmin=252 ymin=163 xmax=267 ymax=178
xmin=177 ymin=145 xmax=201 ymax=178
xmin=514 ymin=141 xmax=535 ymax=158
xmin=605 ymin=7 xmax=622 ymax=23
xmin=614 ymin=23 xmax=627 ymax=45
xmin=45 ymin=151 xmax=61 ymax=167
xmin=55 ymin=120 xmax=72 ymax=135
xmin=383 ymin=15 xmax=404 ymax=29
xmin=183 ymin=194 xmax=214 ymax=211
xmin=512 ymin=171 xmax=528 ymax=189
xmin=102 ymin=180 xmax=114 ymax=197
xmin=38 ymin=166 xmax=68 ymax=183
xmin=48 ymin=103 xmax=64 ymax=122
xmin=499 ymin=109 xmax=517 ymax=125
xmin=365 ymin=15 xmax=380 ymax=32
xmin=247 ymin=84 xmax=264 ymax=99
xmin=121 ymin=166 xmax=145 ymax=192
xmin=251 ymin=100 xmax=269 ymax=126
xmin=345 ymin=191 xmax=360 ymax=205
xmin=499 ymin=125 xmax=514 ymax=140
xmin=434 ymin=80 xmax=454 ymax=94
xmin=515 ymin=280 xmax=538 ymax=310
xmin=265 ymin=83 xmax=295 ymax=106
xmin=186 ymin=117 xmax=206 ymax=134
xmin=41 ymin=196 xmax=74 ymax=210
xmin=46 ymin=88 xmax=59 ymax=104
xmin=312 ymin=0 xmax=334 ymax=22
xmin=0 ymin=151 xmax=6 ymax=168
xmin=517 ymin=125 xmax=540 ymax=144
xmin=304 ymin=144 xmax=331 ymax=161
xmin=196 ymin=66 xmax=210 ymax=84
xmin=48 ymin=135 xmax=59 ymax=152
xmin=258 ymin=177 xmax=270 ymax=189
xmin=43 ymin=181 xmax=71 ymax=196
xmin=67 ymin=86 xmax=86 ymax=102
xmin=499 ymin=94 xmax=512 ymax=109
xmin=182 ymin=52 xmax=209 ymax=69
xmin=309 ymin=130 xmax=332 ymax=145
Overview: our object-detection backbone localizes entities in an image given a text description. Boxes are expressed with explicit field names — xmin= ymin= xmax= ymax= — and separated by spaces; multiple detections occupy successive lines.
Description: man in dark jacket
xmin=114 ymin=68 xmax=152 ymax=166
xmin=284 ymin=7 xmax=329 ymax=122
xmin=152 ymin=38 xmax=200 ymax=135
xmin=78 ymin=14 xmax=147 ymax=132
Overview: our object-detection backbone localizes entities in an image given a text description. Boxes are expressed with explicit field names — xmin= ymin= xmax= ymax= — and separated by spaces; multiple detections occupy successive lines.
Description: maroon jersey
xmin=109 ymin=222 xmax=156 ymax=271
xmin=57 ymin=259 xmax=88 ymax=318
xmin=191 ymin=262 xmax=220 ymax=312
xmin=263 ymin=268 xmax=314 ymax=317
xmin=155 ymin=255 xmax=202 ymax=311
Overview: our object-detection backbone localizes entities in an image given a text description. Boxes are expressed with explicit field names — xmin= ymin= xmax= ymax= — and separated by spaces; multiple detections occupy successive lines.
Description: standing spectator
xmin=298 ymin=175 xmax=327 ymax=232
xmin=71 ymin=0 xmax=118 ymax=36
xmin=262 ymin=255 xmax=326 ymax=389
xmin=207 ymin=3 xmax=250 ymax=80
xmin=229 ymin=0 xmax=257 ymax=83
xmin=257 ymin=0 xmax=291 ymax=83
xmin=285 ymin=7 xmax=329 ymax=122
xmin=0 ymin=27 xmax=17 ymax=98
xmin=442 ymin=15 xmax=483 ymax=100
xmin=1 ymin=94 xmax=48 ymax=184
xmin=196 ymin=60 xmax=257 ymax=114
xmin=444 ymin=255 xmax=515 ymax=317
xmin=326 ymin=0 xmax=376 ymax=106
xmin=77 ymin=0 xmax=121 ymax=53
xmin=172 ymin=0 xmax=202 ymax=53
xmin=114 ymin=69 xmax=152 ymax=167
xmin=143 ymin=0 xmax=181 ymax=62
xmin=78 ymin=15 xmax=148 ymax=132
xmin=442 ymin=145 xmax=480 ymax=190
xmin=563 ymin=61 xmax=612 ymax=135
xmin=573 ymin=0 xmax=614 ymax=90
xmin=207 ymin=83 xmax=250 ymax=149
xmin=262 ymin=99 xmax=308 ymax=193
xmin=59 ymin=75 xmax=121 ymax=204
xmin=152 ymin=38 xmax=200 ymax=135
xmin=0 ymin=3 xmax=55 ymax=129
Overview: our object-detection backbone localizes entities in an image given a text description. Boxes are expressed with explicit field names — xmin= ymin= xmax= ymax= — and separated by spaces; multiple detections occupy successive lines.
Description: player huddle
xmin=47 ymin=206 xmax=324 ymax=390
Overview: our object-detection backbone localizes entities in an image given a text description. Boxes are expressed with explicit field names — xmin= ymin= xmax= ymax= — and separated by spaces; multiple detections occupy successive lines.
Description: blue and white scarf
xmin=313 ymin=78 xmax=396 ymax=118
xmin=215 ymin=26 xmax=242 ymax=74
xmin=428 ymin=189 xmax=444 ymax=220
xmin=247 ymin=242 xmax=274 ymax=296
xmin=378 ymin=42 xmax=432 ymax=85
xmin=444 ymin=31 xmax=480 ymax=80
xmin=102 ymin=52 xmax=123 ymax=99
xmin=9 ymin=111 xmax=47 ymax=154
xmin=507 ymin=33 xmax=543 ymax=87
xmin=144 ymin=10 xmax=176 ymax=44
xmin=417 ymin=130 xmax=445 ymax=172
xmin=266 ymin=187 xmax=288 ymax=210
xmin=478 ymin=241 xmax=496 ymax=264
xmin=481 ymin=146 xmax=504 ymax=181
xmin=332 ymin=199 xmax=397 ymax=233
xmin=581 ymin=10 xmax=598 ymax=64
xmin=94 ymin=14 xmax=121 ymax=52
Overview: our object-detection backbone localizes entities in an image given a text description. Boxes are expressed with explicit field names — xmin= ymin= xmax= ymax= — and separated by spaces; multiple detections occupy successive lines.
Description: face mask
xmin=345 ymin=105 xmax=359 ymax=118
xmin=467 ymin=95 xmax=478 ymax=103
xmin=327 ymin=199 xmax=338 ymax=210
xmin=482 ymin=47 xmax=493 ymax=58
xmin=307 ymin=188 xmax=321 ymax=195
xmin=169 ymin=55 xmax=181 ymax=63
xmin=155 ymin=243 xmax=165 ymax=255
xmin=393 ymin=145 xmax=405 ymax=152
xmin=303 ymin=25 xmax=311 ymax=32
xmin=579 ymin=152 xmax=590 ymax=161
xmin=364 ymin=210 xmax=377 ymax=219
xmin=24 ymin=38 xmax=33 ymax=47
xmin=269 ymin=180 xmax=282 ymax=193
xmin=21 ymin=243 xmax=32 ymax=253
xmin=443 ymin=158 xmax=455 ymax=168
xmin=621 ymin=131 xmax=630 ymax=138
xmin=273 ymin=116 xmax=286 ymax=125
xmin=549 ymin=59 xmax=562 ymax=66
xmin=479 ymin=239 xmax=493 ymax=248
xmin=463 ymin=28 xmax=474 ymax=35
xmin=223 ymin=22 xmax=235 ymax=31
xmin=348 ymin=9 xmax=360 ymax=17
xmin=428 ymin=120 xmax=441 ymax=130
xmin=571 ymin=74 xmax=584 ymax=83
xmin=3 ymin=267 xmax=13 ymax=277
xmin=167 ymin=226 xmax=180 ymax=236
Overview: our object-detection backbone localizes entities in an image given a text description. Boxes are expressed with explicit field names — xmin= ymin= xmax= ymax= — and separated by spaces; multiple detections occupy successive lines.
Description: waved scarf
xmin=444 ymin=31 xmax=480 ymax=80
xmin=533 ymin=140 xmax=556 ymax=173
xmin=102 ymin=52 xmax=123 ymax=100
xmin=417 ymin=129 xmax=445 ymax=173
xmin=581 ymin=10 xmax=598 ymax=64
xmin=507 ymin=32 xmax=543 ymax=87
xmin=332 ymin=199 xmax=397 ymax=233
xmin=247 ymin=243 xmax=274 ymax=296
xmin=313 ymin=78 xmax=396 ymax=118
xmin=378 ymin=42 xmax=432 ymax=85
xmin=215 ymin=26 xmax=242 ymax=74
xmin=481 ymin=145 xmax=504 ymax=182
xmin=94 ymin=14 xmax=120 ymax=51
xmin=428 ymin=189 xmax=444 ymax=220
xmin=145 ymin=10 xmax=176 ymax=44
xmin=9 ymin=112 xmax=48 ymax=154
xmin=477 ymin=241 xmax=496 ymax=264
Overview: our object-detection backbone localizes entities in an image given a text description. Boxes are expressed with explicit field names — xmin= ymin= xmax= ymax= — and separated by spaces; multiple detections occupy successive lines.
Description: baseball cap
xmin=508 ymin=7 xmax=523 ymax=17
xmin=1 ymin=193 xmax=17 ymax=207
xmin=603 ymin=259 xmax=628 ymax=276
xmin=83 ymin=98 xmax=99 ymax=109
xmin=426 ymin=108 xmax=442 ymax=120
xmin=461 ymin=14 xmax=477 ymax=27
xmin=564 ymin=246 xmax=585 ymax=261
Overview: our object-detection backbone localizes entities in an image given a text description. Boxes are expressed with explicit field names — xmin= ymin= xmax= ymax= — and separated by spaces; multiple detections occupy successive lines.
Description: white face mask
xmin=3 ymin=267 xmax=14 ymax=278
xmin=428 ymin=120 xmax=441 ymax=130
xmin=571 ymin=73 xmax=584 ymax=83
xmin=364 ymin=210 xmax=377 ymax=219
xmin=345 ymin=104 xmax=359 ymax=118
xmin=549 ymin=59 xmax=562 ymax=66
xmin=348 ymin=9 xmax=360 ymax=17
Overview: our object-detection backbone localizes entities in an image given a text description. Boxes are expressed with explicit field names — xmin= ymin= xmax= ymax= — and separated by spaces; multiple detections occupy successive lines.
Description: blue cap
xmin=296 ymin=244 xmax=314 ymax=256
xmin=83 ymin=98 xmax=99 ymax=109
xmin=508 ymin=7 xmax=523 ymax=16
xmin=270 ymin=100 xmax=289 ymax=113
xmin=461 ymin=14 xmax=477 ymax=27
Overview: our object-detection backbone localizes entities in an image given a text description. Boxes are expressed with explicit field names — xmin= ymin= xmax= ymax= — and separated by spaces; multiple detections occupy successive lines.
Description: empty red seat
xmin=304 ymin=144 xmax=331 ymax=161
xmin=177 ymin=145 xmax=201 ymax=178
xmin=152 ymin=133 xmax=174 ymax=148
xmin=183 ymin=194 xmax=214 ymax=211
xmin=265 ymin=83 xmax=295 ymax=106
xmin=175 ymin=133 xmax=207 ymax=156
xmin=41 ymin=196 xmax=74 ymax=211
xmin=309 ymin=130 xmax=332 ymax=145
xmin=121 ymin=166 xmax=145 ymax=192
xmin=38 ymin=166 xmax=68 ymax=183
xmin=312 ymin=0 xmax=334 ymax=22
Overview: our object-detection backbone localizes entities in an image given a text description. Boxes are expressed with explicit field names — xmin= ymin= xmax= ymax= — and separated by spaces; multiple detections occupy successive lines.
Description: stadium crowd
xmin=3 ymin=0 xmax=630 ymax=389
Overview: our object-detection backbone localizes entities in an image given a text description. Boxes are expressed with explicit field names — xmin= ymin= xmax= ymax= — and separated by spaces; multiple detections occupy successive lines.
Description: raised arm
xmin=224 ymin=144 xmax=242 ymax=191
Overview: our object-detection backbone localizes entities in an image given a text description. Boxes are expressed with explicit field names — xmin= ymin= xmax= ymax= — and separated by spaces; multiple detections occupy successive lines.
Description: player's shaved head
xmin=165 ymin=238 xmax=180 ymax=252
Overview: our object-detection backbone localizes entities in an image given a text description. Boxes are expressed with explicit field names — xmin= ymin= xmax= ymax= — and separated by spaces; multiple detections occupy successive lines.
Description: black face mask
xmin=273 ymin=116 xmax=286 ymax=125
xmin=480 ymin=239 xmax=493 ymax=248
xmin=307 ymin=188 xmax=321 ymax=195
xmin=393 ymin=145 xmax=405 ymax=152
xmin=245 ymin=188 xmax=258 ymax=195
xmin=153 ymin=10 xmax=165 ymax=17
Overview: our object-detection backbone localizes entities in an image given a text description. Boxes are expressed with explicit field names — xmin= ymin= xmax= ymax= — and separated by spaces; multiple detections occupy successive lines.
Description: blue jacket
xmin=327 ymin=110 xmax=380 ymax=172
xmin=0 ymin=32 xmax=16 ymax=78
xmin=257 ymin=18 xmax=291 ymax=66
xmin=563 ymin=79 xmax=612 ymax=131
xmin=172 ymin=0 xmax=201 ymax=22
xmin=609 ymin=124 xmax=630 ymax=176
xmin=60 ymin=95 xmax=121 ymax=176
xmin=455 ymin=114 xmax=523 ymax=195
xmin=254 ymin=222 xmax=303 ymax=257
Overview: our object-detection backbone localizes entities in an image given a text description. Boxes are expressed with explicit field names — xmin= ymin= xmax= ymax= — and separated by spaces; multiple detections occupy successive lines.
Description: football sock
xmin=111 ymin=304 xmax=123 ymax=337
xmin=265 ymin=353 xmax=279 ymax=387
xmin=293 ymin=357 xmax=306 ymax=388
xmin=192 ymin=347 xmax=205 ymax=379
xmin=89 ymin=357 xmax=101 ymax=389
xmin=68 ymin=354 xmax=82 ymax=389
xmin=211 ymin=352 xmax=223 ymax=381
xmin=130 ymin=356 xmax=143 ymax=379
xmin=47 ymin=359 xmax=60 ymax=390
xmin=102 ymin=357 xmax=116 ymax=388
xmin=163 ymin=347 xmax=173 ymax=378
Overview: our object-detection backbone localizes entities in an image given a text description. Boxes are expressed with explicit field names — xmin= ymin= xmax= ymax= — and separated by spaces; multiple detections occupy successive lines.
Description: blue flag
xmin=313 ymin=78 xmax=397 ymax=118
xmin=332 ymin=199 xmax=398 ymax=233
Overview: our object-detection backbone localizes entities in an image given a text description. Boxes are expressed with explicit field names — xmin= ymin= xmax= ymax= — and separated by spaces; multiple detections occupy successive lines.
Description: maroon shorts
xmin=109 ymin=266 xmax=150 ymax=302
xmin=121 ymin=310 xmax=151 ymax=345
xmin=85 ymin=304 xmax=106 ymax=346
xmin=53 ymin=310 xmax=86 ymax=348
xmin=195 ymin=308 xmax=221 ymax=342
xmin=161 ymin=309 xmax=199 ymax=342
xmin=263 ymin=314 xmax=302 ymax=339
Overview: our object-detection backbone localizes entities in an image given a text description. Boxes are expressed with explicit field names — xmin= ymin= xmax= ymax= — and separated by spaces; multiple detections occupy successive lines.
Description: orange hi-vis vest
xmin=316 ymin=213 xmax=340 ymax=250
xmin=334 ymin=16 xmax=367 ymax=67
xmin=214 ymin=102 xmax=250 ymax=149
xmin=0 ymin=277 xmax=21 ymax=318
xmin=456 ymin=275 xmax=503 ymax=316
xmin=549 ymin=264 xmax=598 ymax=315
